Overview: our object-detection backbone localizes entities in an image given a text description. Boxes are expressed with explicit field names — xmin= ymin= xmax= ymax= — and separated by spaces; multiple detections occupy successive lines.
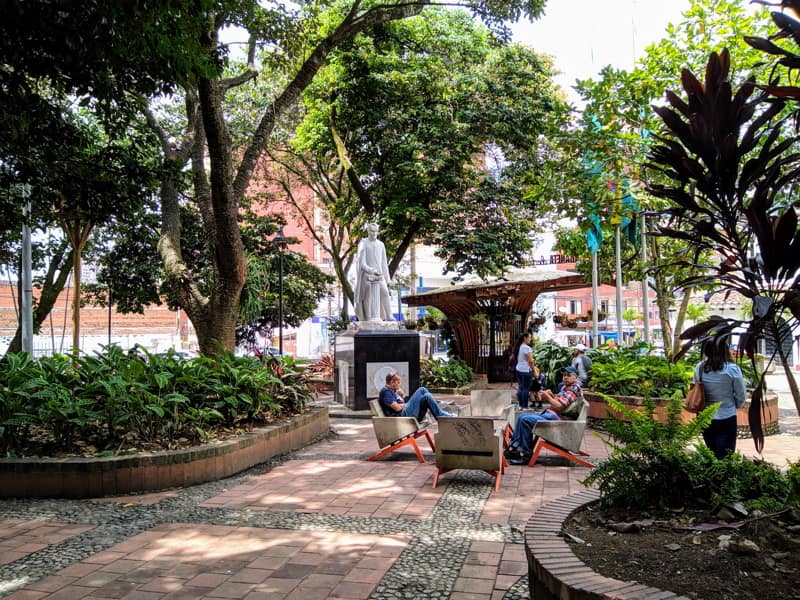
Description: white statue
xmin=354 ymin=223 xmax=394 ymax=322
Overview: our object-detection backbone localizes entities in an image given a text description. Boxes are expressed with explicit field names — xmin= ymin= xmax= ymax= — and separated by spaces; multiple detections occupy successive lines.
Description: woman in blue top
xmin=696 ymin=338 xmax=746 ymax=459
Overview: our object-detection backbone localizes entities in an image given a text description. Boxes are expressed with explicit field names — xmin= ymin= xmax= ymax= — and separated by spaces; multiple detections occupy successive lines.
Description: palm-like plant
xmin=646 ymin=49 xmax=800 ymax=450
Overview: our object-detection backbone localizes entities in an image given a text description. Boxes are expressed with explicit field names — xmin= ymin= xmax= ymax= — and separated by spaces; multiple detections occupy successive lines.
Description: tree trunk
xmin=61 ymin=218 xmax=92 ymax=359
xmin=153 ymin=4 xmax=425 ymax=356
xmin=670 ymin=292 xmax=692 ymax=358
xmin=195 ymin=68 xmax=246 ymax=355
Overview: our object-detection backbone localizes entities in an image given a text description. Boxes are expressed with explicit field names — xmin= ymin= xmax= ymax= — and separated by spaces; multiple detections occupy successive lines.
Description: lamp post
xmin=275 ymin=226 xmax=286 ymax=355
xmin=107 ymin=285 xmax=112 ymax=347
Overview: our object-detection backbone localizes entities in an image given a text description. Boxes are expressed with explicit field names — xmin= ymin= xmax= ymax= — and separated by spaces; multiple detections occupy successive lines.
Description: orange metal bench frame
xmin=367 ymin=429 xmax=435 ymax=463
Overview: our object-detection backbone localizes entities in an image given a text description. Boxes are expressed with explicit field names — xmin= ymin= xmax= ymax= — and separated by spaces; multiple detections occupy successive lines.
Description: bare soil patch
xmin=563 ymin=504 xmax=800 ymax=600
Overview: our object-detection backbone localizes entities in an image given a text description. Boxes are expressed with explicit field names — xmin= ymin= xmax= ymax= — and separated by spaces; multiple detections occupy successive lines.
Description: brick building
xmin=0 ymin=282 xmax=193 ymax=357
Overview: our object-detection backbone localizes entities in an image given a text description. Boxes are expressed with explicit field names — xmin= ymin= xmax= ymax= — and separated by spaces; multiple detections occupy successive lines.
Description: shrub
xmin=584 ymin=391 xmax=799 ymax=512
xmin=0 ymin=347 xmax=314 ymax=456
xmin=579 ymin=343 xmax=692 ymax=399
xmin=420 ymin=357 xmax=472 ymax=388
xmin=531 ymin=342 xmax=573 ymax=390
xmin=584 ymin=392 xmax=714 ymax=509
xmin=696 ymin=452 xmax=792 ymax=513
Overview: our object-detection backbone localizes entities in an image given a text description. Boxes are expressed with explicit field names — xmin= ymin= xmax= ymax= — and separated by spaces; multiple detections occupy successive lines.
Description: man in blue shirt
xmin=378 ymin=372 xmax=454 ymax=422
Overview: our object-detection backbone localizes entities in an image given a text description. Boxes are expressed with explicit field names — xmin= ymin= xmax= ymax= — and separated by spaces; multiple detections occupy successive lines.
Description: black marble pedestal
xmin=347 ymin=329 xmax=420 ymax=411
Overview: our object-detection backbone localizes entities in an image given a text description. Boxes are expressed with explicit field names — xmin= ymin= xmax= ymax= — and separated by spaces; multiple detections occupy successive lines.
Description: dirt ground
xmin=563 ymin=504 xmax=800 ymax=600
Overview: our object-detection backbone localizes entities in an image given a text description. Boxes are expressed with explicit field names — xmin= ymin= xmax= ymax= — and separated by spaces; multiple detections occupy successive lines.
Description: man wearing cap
xmin=505 ymin=367 xmax=583 ymax=464
xmin=571 ymin=343 xmax=592 ymax=386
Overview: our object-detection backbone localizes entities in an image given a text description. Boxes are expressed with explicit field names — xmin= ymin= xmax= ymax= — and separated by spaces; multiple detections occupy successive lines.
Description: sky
xmin=510 ymin=0 xmax=691 ymax=104
xmin=512 ymin=1 xmax=693 ymax=256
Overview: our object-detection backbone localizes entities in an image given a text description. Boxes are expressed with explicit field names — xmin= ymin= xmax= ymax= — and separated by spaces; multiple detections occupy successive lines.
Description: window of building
xmin=569 ymin=300 xmax=581 ymax=315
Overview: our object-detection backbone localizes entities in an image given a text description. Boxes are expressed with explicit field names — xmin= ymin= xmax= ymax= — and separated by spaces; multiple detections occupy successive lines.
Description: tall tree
xmin=142 ymin=1 xmax=549 ymax=355
xmin=552 ymin=0 xmax=773 ymax=357
xmin=646 ymin=50 xmax=800 ymax=449
xmin=0 ymin=1 xmax=211 ymax=357
xmin=0 ymin=104 xmax=159 ymax=356
xmin=4 ymin=1 xmax=548 ymax=356
xmin=267 ymin=9 xmax=568 ymax=312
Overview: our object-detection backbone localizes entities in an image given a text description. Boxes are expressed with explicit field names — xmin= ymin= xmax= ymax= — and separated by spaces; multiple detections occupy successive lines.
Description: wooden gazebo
xmin=403 ymin=269 xmax=586 ymax=382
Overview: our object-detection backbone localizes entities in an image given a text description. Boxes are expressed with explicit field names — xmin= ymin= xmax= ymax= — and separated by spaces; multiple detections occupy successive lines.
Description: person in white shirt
xmin=514 ymin=332 xmax=534 ymax=408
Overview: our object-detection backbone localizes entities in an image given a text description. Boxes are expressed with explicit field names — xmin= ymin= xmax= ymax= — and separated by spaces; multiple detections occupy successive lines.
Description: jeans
xmin=516 ymin=370 xmax=532 ymax=408
xmin=509 ymin=410 xmax=559 ymax=455
xmin=703 ymin=415 xmax=737 ymax=459
xmin=399 ymin=387 xmax=447 ymax=421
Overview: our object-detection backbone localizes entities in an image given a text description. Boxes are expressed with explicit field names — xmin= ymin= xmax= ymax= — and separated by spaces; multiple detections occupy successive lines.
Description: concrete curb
xmin=525 ymin=489 xmax=691 ymax=600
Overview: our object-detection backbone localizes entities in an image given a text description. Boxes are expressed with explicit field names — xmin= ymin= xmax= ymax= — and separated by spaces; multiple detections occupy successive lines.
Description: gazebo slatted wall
xmin=403 ymin=270 xmax=586 ymax=381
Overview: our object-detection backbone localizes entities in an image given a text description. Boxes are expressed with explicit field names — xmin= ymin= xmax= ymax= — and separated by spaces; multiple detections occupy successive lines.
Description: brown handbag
xmin=684 ymin=364 xmax=706 ymax=413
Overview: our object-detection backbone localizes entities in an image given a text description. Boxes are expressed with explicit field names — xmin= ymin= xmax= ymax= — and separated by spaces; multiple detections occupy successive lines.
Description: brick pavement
xmin=0 ymin=392 xmax=798 ymax=600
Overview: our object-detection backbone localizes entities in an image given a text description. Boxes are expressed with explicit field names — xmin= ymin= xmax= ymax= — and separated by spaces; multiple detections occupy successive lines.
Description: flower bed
xmin=0 ymin=406 xmax=329 ymax=499
xmin=524 ymin=489 xmax=685 ymax=599
xmin=583 ymin=390 xmax=780 ymax=438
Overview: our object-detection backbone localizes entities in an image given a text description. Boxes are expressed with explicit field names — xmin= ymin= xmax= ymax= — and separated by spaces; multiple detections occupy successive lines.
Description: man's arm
xmin=378 ymin=387 xmax=405 ymax=414
xmin=388 ymin=387 xmax=406 ymax=412
xmin=552 ymin=385 xmax=579 ymax=412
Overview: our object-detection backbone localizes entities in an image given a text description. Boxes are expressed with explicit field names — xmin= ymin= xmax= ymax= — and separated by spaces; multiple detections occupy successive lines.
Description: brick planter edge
xmin=0 ymin=405 xmax=330 ymax=499
xmin=525 ymin=489 xmax=691 ymax=600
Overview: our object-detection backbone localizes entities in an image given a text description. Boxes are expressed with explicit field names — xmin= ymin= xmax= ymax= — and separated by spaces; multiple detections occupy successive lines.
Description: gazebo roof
xmin=402 ymin=269 xmax=587 ymax=319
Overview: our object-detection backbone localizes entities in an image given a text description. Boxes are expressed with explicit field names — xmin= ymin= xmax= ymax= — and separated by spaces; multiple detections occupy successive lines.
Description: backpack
xmin=561 ymin=394 xmax=585 ymax=419
xmin=580 ymin=354 xmax=592 ymax=383
xmin=507 ymin=349 xmax=517 ymax=373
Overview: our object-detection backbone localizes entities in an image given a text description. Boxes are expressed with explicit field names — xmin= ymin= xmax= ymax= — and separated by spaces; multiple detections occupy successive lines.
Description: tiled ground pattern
xmin=0 ymin=415 xmax=606 ymax=600
xmin=1 ymin=402 xmax=797 ymax=600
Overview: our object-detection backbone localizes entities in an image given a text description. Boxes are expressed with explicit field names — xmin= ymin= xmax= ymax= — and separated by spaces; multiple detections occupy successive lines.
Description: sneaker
xmin=438 ymin=409 xmax=457 ymax=418
xmin=509 ymin=454 xmax=531 ymax=466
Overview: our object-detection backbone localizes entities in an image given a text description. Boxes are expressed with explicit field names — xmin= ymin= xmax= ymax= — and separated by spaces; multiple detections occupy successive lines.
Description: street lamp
xmin=275 ymin=226 xmax=286 ymax=355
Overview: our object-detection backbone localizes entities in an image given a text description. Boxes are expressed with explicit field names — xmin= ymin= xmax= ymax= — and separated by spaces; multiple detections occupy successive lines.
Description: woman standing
xmin=696 ymin=338 xmax=746 ymax=459
xmin=514 ymin=332 xmax=535 ymax=409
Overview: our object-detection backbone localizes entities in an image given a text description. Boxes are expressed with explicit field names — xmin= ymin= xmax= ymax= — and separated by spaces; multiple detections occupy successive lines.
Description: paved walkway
xmin=1 ymin=387 xmax=799 ymax=600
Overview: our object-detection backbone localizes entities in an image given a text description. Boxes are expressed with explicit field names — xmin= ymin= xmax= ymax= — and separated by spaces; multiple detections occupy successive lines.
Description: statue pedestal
xmin=336 ymin=329 xmax=420 ymax=411
xmin=355 ymin=321 xmax=400 ymax=332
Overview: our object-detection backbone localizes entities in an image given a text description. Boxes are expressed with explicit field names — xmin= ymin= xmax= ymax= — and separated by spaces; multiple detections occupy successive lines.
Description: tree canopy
xmin=2 ymin=0 xmax=550 ymax=355
xmin=552 ymin=0 xmax=774 ymax=356
xmin=269 ymin=8 xmax=568 ymax=313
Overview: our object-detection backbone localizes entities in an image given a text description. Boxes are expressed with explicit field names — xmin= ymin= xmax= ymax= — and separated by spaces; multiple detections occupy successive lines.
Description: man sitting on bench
xmin=505 ymin=366 xmax=582 ymax=465
xmin=378 ymin=372 xmax=455 ymax=423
